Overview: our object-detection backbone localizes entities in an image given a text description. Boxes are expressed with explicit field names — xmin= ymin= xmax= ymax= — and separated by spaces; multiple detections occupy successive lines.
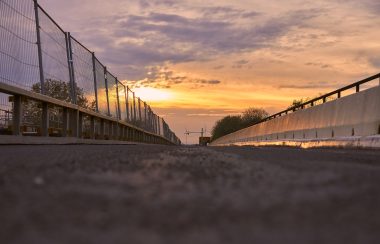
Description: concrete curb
xmin=211 ymin=135 xmax=380 ymax=149
xmin=0 ymin=135 xmax=139 ymax=145
xmin=211 ymin=85 xmax=380 ymax=147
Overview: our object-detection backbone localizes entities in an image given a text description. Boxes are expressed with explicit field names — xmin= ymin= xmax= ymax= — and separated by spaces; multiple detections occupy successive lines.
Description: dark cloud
xmin=235 ymin=60 xmax=250 ymax=65
xmin=78 ymin=5 xmax=325 ymax=81
xmin=305 ymin=62 xmax=331 ymax=69
xmin=200 ymin=6 xmax=260 ymax=20
xmin=278 ymin=81 xmax=335 ymax=89
xmin=117 ymin=8 xmax=322 ymax=55
xmin=232 ymin=59 xmax=250 ymax=69
xmin=213 ymin=65 xmax=224 ymax=70
xmin=198 ymin=79 xmax=221 ymax=84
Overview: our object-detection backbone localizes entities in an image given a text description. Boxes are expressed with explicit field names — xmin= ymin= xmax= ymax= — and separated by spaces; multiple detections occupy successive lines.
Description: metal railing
xmin=259 ymin=73 xmax=380 ymax=123
xmin=0 ymin=0 xmax=181 ymax=144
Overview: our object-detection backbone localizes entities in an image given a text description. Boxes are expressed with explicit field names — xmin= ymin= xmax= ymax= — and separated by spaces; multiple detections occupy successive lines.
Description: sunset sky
xmin=39 ymin=0 xmax=380 ymax=143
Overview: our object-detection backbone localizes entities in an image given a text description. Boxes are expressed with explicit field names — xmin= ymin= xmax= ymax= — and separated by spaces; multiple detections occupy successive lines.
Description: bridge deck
xmin=0 ymin=145 xmax=379 ymax=243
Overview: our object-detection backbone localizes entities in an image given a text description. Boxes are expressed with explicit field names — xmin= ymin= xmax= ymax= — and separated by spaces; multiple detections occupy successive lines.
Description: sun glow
xmin=133 ymin=87 xmax=173 ymax=102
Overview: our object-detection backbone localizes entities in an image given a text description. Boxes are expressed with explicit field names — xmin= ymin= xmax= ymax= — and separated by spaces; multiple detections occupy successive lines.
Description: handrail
xmin=258 ymin=73 xmax=380 ymax=124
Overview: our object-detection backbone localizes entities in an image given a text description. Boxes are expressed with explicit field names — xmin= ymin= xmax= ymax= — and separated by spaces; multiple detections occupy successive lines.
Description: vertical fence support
xmin=114 ymin=122 xmax=118 ymax=140
xmin=62 ymin=107 xmax=68 ymax=137
xmin=104 ymin=67 xmax=110 ymax=116
xmin=12 ymin=95 xmax=22 ymax=136
xmin=155 ymin=114 xmax=158 ymax=134
xmin=41 ymin=102 xmax=49 ymax=136
xmin=116 ymin=78 xmax=120 ymax=120
xmin=100 ymin=119 xmax=104 ymax=139
xmin=66 ymin=32 xmax=77 ymax=104
xmin=133 ymin=92 xmax=136 ymax=123
xmin=123 ymin=84 xmax=128 ymax=122
xmin=33 ymin=0 xmax=45 ymax=95
xmin=115 ymin=79 xmax=121 ymax=139
xmin=108 ymin=122 xmax=112 ymax=139
xmin=90 ymin=116 xmax=95 ymax=139
xmin=157 ymin=116 xmax=161 ymax=136
xmin=144 ymin=102 xmax=147 ymax=130
xmin=69 ymin=109 xmax=78 ymax=137
xmin=117 ymin=123 xmax=120 ymax=139
xmin=138 ymin=98 xmax=142 ymax=124
xmin=150 ymin=111 xmax=152 ymax=132
xmin=126 ymin=86 xmax=130 ymax=122
xmin=92 ymin=53 xmax=99 ymax=112
xmin=78 ymin=112 xmax=83 ymax=138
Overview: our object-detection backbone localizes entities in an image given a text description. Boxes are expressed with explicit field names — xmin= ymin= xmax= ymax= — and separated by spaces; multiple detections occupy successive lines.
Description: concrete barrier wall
xmin=211 ymin=85 xmax=380 ymax=146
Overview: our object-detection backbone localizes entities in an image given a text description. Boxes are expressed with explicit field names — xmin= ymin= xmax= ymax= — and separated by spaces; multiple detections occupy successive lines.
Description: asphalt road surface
xmin=0 ymin=145 xmax=379 ymax=244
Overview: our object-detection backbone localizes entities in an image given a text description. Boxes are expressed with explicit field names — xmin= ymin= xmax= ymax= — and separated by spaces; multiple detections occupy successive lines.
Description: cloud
xmin=84 ymin=7 xmax=324 ymax=81
xmin=335 ymin=0 xmax=380 ymax=15
xmin=199 ymin=6 xmax=260 ymax=20
xmin=232 ymin=59 xmax=250 ymax=69
xmin=278 ymin=81 xmax=336 ymax=89
xmin=124 ymin=66 xmax=222 ymax=89
xmin=368 ymin=56 xmax=380 ymax=68
xmin=213 ymin=65 xmax=224 ymax=70
xmin=305 ymin=62 xmax=332 ymax=69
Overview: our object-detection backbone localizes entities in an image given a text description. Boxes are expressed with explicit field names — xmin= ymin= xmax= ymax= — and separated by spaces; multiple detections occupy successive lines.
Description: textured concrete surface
xmin=0 ymin=145 xmax=379 ymax=244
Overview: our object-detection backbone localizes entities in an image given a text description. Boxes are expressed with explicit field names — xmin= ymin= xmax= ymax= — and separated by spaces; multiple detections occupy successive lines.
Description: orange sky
xmin=39 ymin=0 xmax=380 ymax=143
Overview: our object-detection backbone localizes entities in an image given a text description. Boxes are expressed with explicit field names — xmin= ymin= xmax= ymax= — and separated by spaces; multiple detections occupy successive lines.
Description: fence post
xmin=33 ymin=0 xmax=45 ymax=95
xmin=116 ymin=79 xmax=120 ymax=120
xmin=123 ymin=84 xmax=128 ymax=122
xmin=100 ymin=119 xmax=105 ymax=139
xmin=133 ymin=92 xmax=136 ymax=123
xmin=157 ymin=115 xmax=159 ymax=135
xmin=66 ymin=32 xmax=77 ymax=104
xmin=62 ymin=107 xmax=68 ymax=137
xmin=137 ymin=98 xmax=141 ymax=124
xmin=69 ymin=109 xmax=78 ymax=137
xmin=115 ymin=79 xmax=121 ymax=139
xmin=34 ymin=1 xmax=50 ymax=137
xmin=90 ymin=116 xmax=95 ymax=139
xmin=12 ymin=95 xmax=22 ymax=136
xmin=78 ymin=112 xmax=83 ymax=138
xmin=148 ymin=106 xmax=152 ymax=132
xmin=41 ymin=102 xmax=49 ymax=136
xmin=92 ymin=53 xmax=99 ymax=112
xmin=126 ymin=87 xmax=130 ymax=121
xmin=157 ymin=116 xmax=161 ymax=135
xmin=104 ymin=67 xmax=110 ymax=116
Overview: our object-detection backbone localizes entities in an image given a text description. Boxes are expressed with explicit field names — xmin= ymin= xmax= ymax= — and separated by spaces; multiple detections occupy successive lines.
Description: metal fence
xmin=0 ymin=0 xmax=180 ymax=144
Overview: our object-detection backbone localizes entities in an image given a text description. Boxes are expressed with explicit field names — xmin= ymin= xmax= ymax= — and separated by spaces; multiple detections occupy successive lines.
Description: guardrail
xmin=261 ymin=73 xmax=380 ymax=123
xmin=0 ymin=0 xmax=181 ymax=145
xmin=211 ymin=73 xmax=380 ymax=146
